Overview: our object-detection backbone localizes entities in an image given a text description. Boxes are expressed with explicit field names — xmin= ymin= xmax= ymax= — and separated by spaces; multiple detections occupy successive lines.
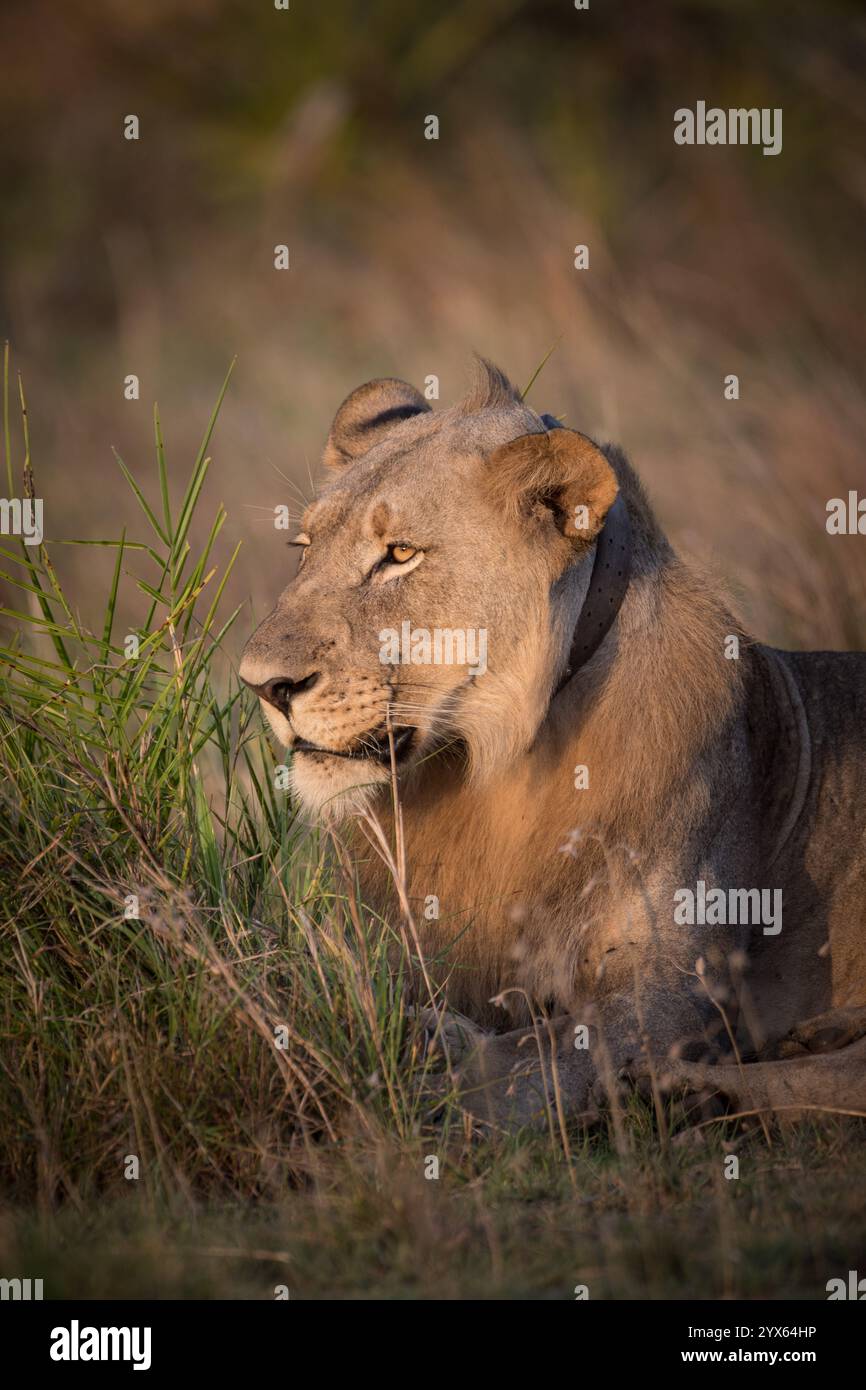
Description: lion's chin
xmin=289 ymin=749 xmax=391 ymax=822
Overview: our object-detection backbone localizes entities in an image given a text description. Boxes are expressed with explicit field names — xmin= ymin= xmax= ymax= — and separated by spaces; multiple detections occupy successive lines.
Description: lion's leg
xmin=653 ymin=1033 xmax=866 ymax=1118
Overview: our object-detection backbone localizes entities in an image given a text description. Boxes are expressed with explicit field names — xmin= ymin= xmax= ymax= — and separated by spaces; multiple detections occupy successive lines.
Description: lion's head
xmin=239 ymin=361 xmax=621 ymax=818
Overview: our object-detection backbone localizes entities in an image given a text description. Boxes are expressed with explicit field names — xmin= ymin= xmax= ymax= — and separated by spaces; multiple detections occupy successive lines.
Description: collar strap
xmin=539 ymin=415 xmax=633 ymax=697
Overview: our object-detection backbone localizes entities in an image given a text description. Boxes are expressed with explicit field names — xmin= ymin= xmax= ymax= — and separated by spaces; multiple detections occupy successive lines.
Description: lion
xmin=240 ymin=360 xmax=866 ymax=1128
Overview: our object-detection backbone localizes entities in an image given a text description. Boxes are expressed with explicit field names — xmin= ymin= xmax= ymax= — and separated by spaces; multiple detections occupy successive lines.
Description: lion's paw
xmin=406 ymin=1005 xmax=487 ymax=1068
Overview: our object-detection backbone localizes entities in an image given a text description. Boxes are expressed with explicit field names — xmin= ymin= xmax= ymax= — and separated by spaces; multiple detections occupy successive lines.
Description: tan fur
xmin=241 ymin=361 xmax=866 ymax=1127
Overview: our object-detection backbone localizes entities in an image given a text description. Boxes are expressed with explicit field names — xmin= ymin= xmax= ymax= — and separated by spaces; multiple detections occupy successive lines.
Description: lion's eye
xmin=371 ymin=542 xmax=423 ymax=584
xmin=389 ymin=544 xmax=417 ymax=564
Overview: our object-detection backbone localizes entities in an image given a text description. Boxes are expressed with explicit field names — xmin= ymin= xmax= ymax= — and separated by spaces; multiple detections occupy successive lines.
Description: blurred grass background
xmin=2 ymin=0 xmax=865 ymax=651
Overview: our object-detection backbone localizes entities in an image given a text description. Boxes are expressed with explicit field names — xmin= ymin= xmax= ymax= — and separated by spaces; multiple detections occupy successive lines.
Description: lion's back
xmin=784 ymin=647 xmax=866 ymax=758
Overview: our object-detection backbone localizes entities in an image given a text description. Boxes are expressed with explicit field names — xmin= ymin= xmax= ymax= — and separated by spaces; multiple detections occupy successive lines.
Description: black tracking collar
xmin=539 ymin=414 xmax=633 ymax=698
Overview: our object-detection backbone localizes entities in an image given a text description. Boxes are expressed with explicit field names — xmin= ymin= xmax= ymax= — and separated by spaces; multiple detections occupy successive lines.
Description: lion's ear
xmin=323 ymin=379 xmax=431 ymax=470
xmin=486 ymin=427 xmax=618 ymax=545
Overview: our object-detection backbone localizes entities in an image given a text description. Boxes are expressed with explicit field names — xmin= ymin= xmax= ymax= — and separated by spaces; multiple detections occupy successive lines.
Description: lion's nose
xmin=243 ymin=671 xmax=320 ymax=716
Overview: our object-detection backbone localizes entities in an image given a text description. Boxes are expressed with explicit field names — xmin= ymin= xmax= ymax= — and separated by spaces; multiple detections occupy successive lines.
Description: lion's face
xmin=239 ymin=365 xmax=619 ymax=818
